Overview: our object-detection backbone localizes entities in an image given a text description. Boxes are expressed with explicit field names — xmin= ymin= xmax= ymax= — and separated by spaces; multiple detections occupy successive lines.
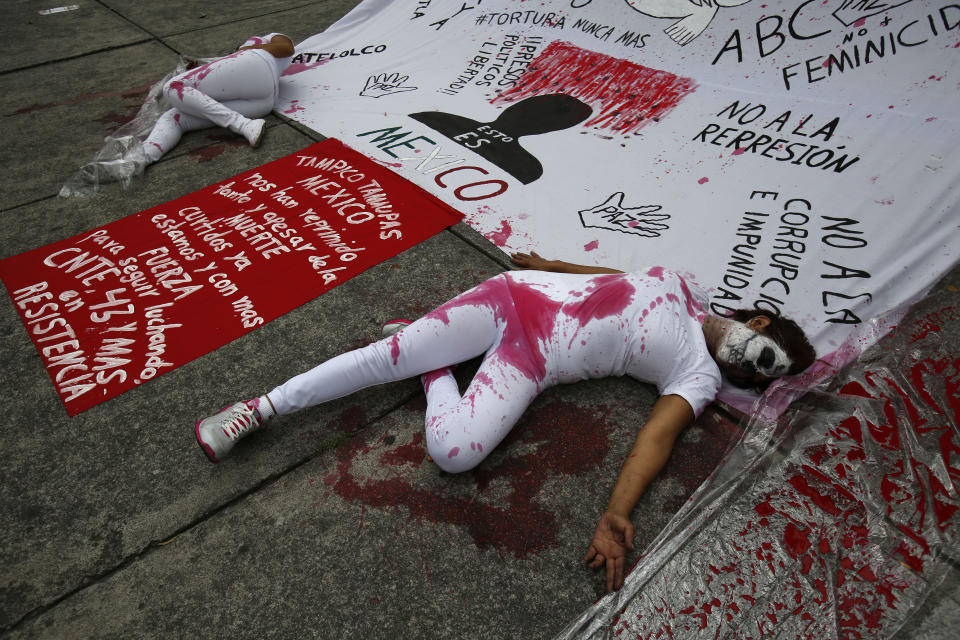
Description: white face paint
xmin=715 ymin=322 xmax=793 ymax=379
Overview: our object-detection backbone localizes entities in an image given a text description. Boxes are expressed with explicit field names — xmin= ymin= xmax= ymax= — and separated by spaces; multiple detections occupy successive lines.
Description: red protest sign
xmin=0 ymin=139 xmax=463 ymax=415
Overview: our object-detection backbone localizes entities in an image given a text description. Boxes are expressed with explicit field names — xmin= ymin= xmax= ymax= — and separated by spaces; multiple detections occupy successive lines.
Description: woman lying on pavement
xmin=98 ymin=34 xmax=294 ymax=182
xmin=195 ymin=251 xmax=816 ymax=592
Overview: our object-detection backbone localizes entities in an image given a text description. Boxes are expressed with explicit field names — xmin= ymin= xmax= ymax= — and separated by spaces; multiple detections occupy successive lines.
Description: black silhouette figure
xmin=410 ymin=94 xmax=593 ymax=184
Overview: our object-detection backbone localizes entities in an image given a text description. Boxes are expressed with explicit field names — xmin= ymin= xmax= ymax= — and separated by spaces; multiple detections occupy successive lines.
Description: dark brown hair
xmin=728 ymin=309 xmax=817 ymax=376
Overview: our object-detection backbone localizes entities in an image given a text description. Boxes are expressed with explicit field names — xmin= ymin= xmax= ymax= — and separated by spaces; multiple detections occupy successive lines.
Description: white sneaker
xmin=381 ymin=318 xmax=412 ymax=338
xmin=195 ymin=399 xmax=265 ymax=463
xmin=239 ymin=119 xmax=266 ymax=147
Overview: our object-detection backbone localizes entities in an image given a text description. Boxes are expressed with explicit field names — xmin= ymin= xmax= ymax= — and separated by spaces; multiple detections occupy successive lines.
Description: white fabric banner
xmin=279 ymin=0 xmax=960 ymax=408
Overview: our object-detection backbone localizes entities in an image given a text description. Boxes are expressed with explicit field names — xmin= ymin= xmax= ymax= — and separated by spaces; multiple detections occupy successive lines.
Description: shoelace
xmin=221 ymin=404 xmax=259 ymax=440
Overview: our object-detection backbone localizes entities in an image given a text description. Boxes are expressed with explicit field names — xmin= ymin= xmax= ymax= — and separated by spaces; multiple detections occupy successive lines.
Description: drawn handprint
xmin=361 ymin=72 xmax=418 ymax=98
xmin=578 ymin=192 xmax=670 ymax=238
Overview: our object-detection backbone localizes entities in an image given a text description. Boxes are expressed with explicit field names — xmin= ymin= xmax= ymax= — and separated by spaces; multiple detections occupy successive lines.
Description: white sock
xmin=250 ymin=395 xmax=276 ymax=422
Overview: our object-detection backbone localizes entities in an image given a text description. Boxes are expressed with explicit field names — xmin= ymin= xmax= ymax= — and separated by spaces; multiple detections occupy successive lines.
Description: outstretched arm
xmin=585 ymin=394 xmax=694 ymax=592
xmin=510 ymin=251 xmax=623 ymax=274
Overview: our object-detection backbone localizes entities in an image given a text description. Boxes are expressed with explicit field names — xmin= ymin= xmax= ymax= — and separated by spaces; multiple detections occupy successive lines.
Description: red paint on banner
xmin=284 ymin=99 xmax=306 ymax=114
xmin=323 ymin=399 xmax=614 ymax=556
xmin=281 ymin=57 xmax=331 ymax=77
xmin=646 ymin=266 xmax=665 ymax=281
xmin=491 ymin=41 xmax=697 ymax=136
xmin=488 ymin=220 xmax=513 ymax=247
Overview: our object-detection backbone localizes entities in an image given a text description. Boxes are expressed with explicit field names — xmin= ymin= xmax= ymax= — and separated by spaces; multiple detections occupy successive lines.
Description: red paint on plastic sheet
xmin=323 ymin=399 xmax=614 ymax=556
xmin=0 ymin=139 xmax=463 ymax=415
xmin=491 ymin=41 xmax=697 ymax=136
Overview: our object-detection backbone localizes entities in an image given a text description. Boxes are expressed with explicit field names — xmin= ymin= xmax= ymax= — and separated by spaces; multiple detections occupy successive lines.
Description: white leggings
xmin=142 ymin=50 xmax=276 ymax=162
xmin=267 ymin=275 xmax=552 ymax=473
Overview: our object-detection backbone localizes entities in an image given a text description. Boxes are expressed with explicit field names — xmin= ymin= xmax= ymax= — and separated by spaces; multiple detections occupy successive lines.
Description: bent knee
xmin=426 ymin=434 xmax=485 ymax=474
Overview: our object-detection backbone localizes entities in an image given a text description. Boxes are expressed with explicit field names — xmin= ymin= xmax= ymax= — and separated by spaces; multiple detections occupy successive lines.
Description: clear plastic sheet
xmin=59 ymin=55 xmax=213 ymax=197
xmin=556 ymin=317 xmax=959 ymax=639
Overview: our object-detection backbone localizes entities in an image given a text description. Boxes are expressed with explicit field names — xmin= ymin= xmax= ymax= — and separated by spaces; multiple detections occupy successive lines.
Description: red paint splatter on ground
xmin=323 ymin=399 xmax=614 ymax=556
xmin=189 ymin=145 xmax=236 ymax=163
xmin=731 ymin=147 xmax=746 ymax=156
xmin=490 ymin=41 xmax=697 ymax=136
xmin=381 ymin=431 xmax=426 ymax=467
xmin=698 ymin=177 xmax=709 ymax=185
xmin=488 ymin=220 xmax=512 ymax=247
xmin=94 ymin=107 xmax=141 ymax=126
xmin=10 ymin=82 xmax=154 ymax=116
xmin=327 ymin=405 xmax=369 ymax=433
xmin=584 ymin=240 xmax=599 ymax=252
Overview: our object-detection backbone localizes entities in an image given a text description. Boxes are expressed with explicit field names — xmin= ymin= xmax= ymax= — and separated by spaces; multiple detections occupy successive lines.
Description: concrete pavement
xmin=2 ymin=1 xmax=958 ymax=638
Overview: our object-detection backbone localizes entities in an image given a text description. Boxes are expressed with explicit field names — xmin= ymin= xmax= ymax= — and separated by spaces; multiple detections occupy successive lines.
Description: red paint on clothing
xmin=490 ymin=41 xmax=697 ymax=136
xmin=505 ymin=276 xmax=564 ymax=381
xmin=421 ymin=367 xmax=450 ymax=392
xmin=168 ymin=81 xmax=186 ymax=101
xmin=389 ymin=333 xmax=402 ymax=365
xmin=562 ymin=275 xmax=635 ymax=328
xmin=676 ymin=275 xmax=705 ymax=320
